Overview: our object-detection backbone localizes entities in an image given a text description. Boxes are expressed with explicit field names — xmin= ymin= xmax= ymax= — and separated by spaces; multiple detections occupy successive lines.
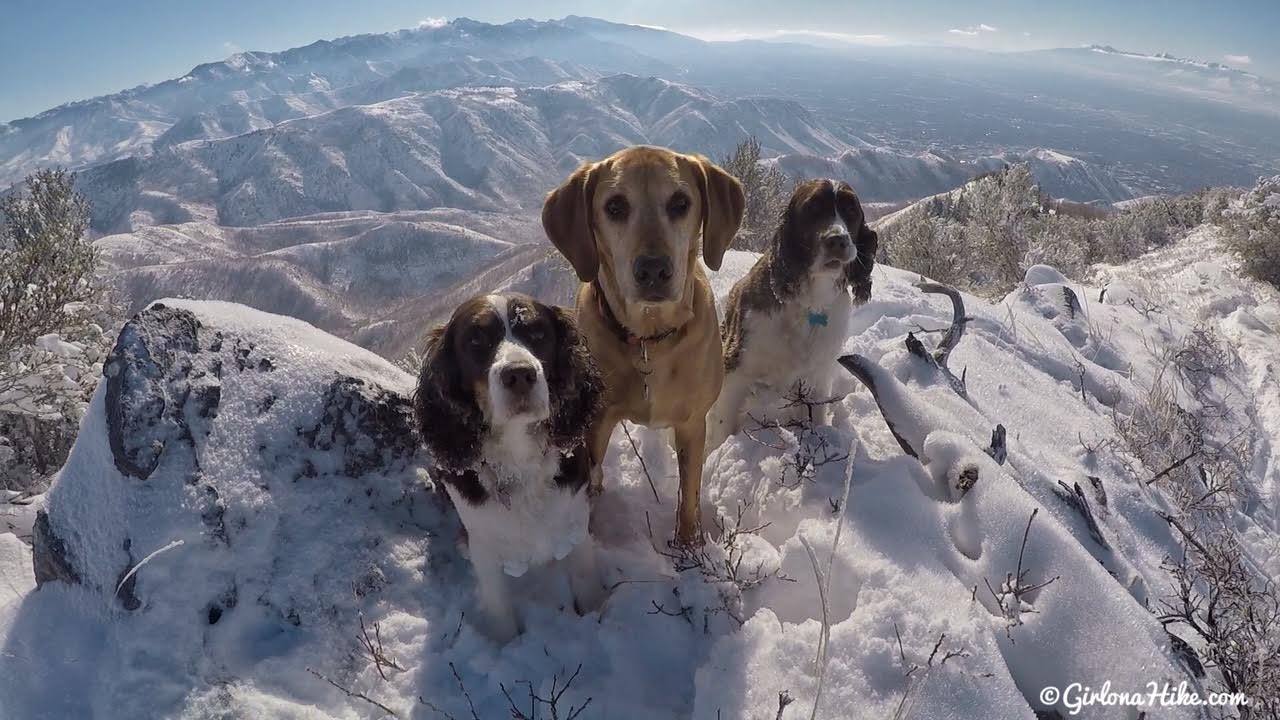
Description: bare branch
xmin=307 ymin=667 xmax=398 ymax=717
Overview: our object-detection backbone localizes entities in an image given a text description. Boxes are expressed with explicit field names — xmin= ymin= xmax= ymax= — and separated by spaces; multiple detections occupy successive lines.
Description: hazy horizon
xmin=3 ymin=1 xmax=1278 ymax=120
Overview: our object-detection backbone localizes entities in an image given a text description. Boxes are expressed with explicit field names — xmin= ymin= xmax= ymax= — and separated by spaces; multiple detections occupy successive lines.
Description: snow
xmin=1 ymin=231 xmax=1277 ymax=718
xmin=1024 ymin=264 xmax=1068 ymax=286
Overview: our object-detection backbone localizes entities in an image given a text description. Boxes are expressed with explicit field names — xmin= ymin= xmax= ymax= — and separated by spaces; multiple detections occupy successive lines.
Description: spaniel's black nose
xmin=499 ymin=364 xmax=538 ymax=394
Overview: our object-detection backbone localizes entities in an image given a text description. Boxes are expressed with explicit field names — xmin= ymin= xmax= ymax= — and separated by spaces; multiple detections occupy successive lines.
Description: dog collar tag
xmin=808 ymin=310 xmax=829 ymax=327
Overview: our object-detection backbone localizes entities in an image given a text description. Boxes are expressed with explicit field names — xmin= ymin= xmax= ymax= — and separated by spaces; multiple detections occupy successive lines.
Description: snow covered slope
xmin=771 ymin=146 xmax=1132 ymax=204
xmin=95 ymin=211 xmax=533 ymax=337
xmin=3 ymin=229 xmax=1275 ymax=717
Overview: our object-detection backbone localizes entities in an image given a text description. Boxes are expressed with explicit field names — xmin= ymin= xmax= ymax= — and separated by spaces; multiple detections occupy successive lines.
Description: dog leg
xmin=566 ymin=540 xmax=607 ymax=614
xmin=587 ymin=409 xmax=622 ymax=496
xmin=469 ymin=545 xmax=519 ymax=643
xmin=672 ymin=418 xmax=708 ymax=546
xmin=706 ymin=371 xmax=750 ymax=454
xmin=813 ymin=367 xmax=836 ymax=426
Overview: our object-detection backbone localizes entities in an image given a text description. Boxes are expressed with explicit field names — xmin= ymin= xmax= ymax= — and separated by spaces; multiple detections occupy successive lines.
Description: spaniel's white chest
xmin=446 ymin=437 xmax=589 ymax=578
xmin=748 ymin=283 xmax=853 ymax=386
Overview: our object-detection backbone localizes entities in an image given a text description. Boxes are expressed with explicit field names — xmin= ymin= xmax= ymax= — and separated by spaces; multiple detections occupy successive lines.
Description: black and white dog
xmin=413 ymin=293 xmax=605 ymax=641
xmin=708 ymin=179 xmax=878 ymax=450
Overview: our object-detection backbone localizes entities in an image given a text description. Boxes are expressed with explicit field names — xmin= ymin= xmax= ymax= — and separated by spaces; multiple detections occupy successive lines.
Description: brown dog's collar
xmin=593 ymin=280 xmax=680 ymax=346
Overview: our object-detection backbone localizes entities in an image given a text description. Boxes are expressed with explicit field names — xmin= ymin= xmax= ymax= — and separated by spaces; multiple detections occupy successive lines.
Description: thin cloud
xmin=418 ymin=17 xmax=448 ymax=29
xmin=1224 ymin=54 xmax=1252 ymax=65
xmin=949 ymin=24 xmax=998 ymax=37
xmin=222 ymin=41 xmax=243 ymax=55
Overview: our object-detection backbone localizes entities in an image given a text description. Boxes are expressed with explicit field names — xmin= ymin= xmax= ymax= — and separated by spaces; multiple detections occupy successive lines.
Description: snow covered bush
xmin=885 ymin=168 xmax=1240 ymax=295
xmin=1024 ymin=215 xmax=1095 ymax=279
xmin=1221 ymin=175 xmax=1280 ymax=288
xmin=957 ymin=164 xmax=1043 ymax=292
xmin=881 ymin=164 xmax=1043 ymax=293
xmin=879 ymin=208 xmax=972 ymax=287
xmin=721 ymin=136 xmax=792 ymax=252
xmin=0 ymin=168 xmax=114 ymax=493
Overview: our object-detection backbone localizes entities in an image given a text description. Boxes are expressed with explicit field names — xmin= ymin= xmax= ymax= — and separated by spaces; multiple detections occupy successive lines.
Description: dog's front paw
xmin=587 ymin=464 xmax=604 ymax=497
xmin=670 ymin=524 xmax=705 ymax=549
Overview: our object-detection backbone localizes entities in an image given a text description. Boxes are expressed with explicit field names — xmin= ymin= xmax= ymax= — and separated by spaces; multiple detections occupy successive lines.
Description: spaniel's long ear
xmin=847 ymin=222 xmax=879 ymax=304
xmin=547 ymin=305 xmax=603 ymax=450
xmin=542 ymin=162 xmax=602 ymax=282
xmin=688 ymin=154 xmax=745 ymax=271
xmin=413 ymin=323 xmax=483 ymax=472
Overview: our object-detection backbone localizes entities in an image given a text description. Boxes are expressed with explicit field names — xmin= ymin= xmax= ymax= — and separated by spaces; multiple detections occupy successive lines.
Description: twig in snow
xmin=741 ymin=381 xmax=849 ymax=487
xmin=836 ymin=355 xmax=919 ymax=458
xmin=658 ymin=499 xmax=790 ymax=591
xmin=307 ymin=667 xmax=398 ymax=717
xmin=356 ymin=612 xmax=404 ymax=681
xmin=891 ymin=629 xmax=970 ymax=719
xmin=418 ymin=696 xmax=459 ymax=720
xmin=775 ymin=690 xmax=795 ymax=720
xmin=448 ymin=662 xmax=481 ymax=720
xmin=113 ymin=538 xmax=185 ymax=605
xmin=909 ymin=281 xmax=970 ymax=397
xmin=985 ymin=424 xmax=1007 ymax=465
xmin=982 ymin=508 xmax=1060 ymax=641
xmin=1144 ymin=448 xmax=1201 ymax=486
xmin=1052 ymin=481 xmax=1110 ymax=549
xmin=501 ymin=664 xmax=593 ymax=720
xmin=622 ymin=421 xmax=661 ymax=504
xmin=799 ymin=435 xmax=858 ymax=719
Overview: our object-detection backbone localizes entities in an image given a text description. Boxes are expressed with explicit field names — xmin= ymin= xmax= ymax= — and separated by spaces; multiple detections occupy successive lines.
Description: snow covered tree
xmin=957 ymin=164 xmax=1044 ymax=293
xmin=880 ymin=207 xmax=971 ymax=287
xmin=1222 ymin=175 xmax=1280 ymax=288
xmin=720 ymin=136 xmax=791 ymax=251
xmin=0 ymin=168 xmax=113 ymax=492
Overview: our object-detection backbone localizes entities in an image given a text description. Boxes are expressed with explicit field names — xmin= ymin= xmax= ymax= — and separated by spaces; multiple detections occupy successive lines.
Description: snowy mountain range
xmin=3 ymin=15 xmax=1278 ymax=364
xmin=5 ymin=16 xmax=1277 ymax=195
xmin=76 ymin=74 xmax=852 ymax=234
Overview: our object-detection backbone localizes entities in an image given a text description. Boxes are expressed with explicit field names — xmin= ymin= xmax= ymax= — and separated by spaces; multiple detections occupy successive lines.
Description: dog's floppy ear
xmin=542 ymin=161 xmax=602 ymax=282
xmin=847 ymin=222 xmax=879 ymax=304
xmin=547 ymin=305 xmax=603 ymax=450
xmin=413 ymin=323 xmax=484 ymax=472
xmin=689 ymin=154 xmax=745 ymax=271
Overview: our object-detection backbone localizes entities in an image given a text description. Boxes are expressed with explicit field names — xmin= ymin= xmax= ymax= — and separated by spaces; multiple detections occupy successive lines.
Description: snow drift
xmin=3 ymin=237 xmax=1276 ymax=717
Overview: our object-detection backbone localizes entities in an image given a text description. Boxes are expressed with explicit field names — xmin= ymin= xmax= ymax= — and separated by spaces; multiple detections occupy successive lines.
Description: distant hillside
xmin=772 ymin=146 xmax=1132 ymax=204
xmin=76 ymin=75 xmax=854 ymax=233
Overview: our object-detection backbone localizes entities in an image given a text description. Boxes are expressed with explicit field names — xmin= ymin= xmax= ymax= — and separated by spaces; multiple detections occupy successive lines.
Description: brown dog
xmin=542 ymin=146 xmax=745 ymax=546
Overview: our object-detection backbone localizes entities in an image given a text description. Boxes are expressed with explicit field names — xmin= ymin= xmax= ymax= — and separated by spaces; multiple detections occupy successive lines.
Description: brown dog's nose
xmin=632 ymin=255 xmax=674 ymax=292
xmin=499 ymin=364 xmax=538 ymax=394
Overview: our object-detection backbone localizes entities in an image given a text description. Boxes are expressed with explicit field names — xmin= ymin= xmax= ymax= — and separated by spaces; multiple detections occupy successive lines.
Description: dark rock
xmin=298 ymin=377 xmax=418 ymax=478
xmin=103 ymin=306 xmax=219 ymax=480
xmin=115 ymin=537 xmax=142 ymax=611
xmin=32 ymin=510 xmax=79 ymax=587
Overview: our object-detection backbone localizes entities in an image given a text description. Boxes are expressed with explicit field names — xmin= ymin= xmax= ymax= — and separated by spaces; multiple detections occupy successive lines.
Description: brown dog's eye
xmin=604 ymin=195 xmax=630 ymax=221
xmin=667 ymin=191 xmax=691 ymax=219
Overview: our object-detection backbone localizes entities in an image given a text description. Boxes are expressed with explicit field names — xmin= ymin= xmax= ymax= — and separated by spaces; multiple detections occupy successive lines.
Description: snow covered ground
xmin=1 ymin=227 xmax=1277 ymax=719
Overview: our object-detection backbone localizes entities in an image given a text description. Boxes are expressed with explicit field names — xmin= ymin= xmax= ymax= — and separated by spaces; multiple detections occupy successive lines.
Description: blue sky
xmin=3 ymin=0 xmax=1277 ymax=120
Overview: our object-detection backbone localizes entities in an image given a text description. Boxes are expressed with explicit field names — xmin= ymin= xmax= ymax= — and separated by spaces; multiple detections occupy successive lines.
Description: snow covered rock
xmin=10 ymin=299 xmax=448 ymax=717
xmin=1024 ymin=263 xmax=1068 ymax=287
